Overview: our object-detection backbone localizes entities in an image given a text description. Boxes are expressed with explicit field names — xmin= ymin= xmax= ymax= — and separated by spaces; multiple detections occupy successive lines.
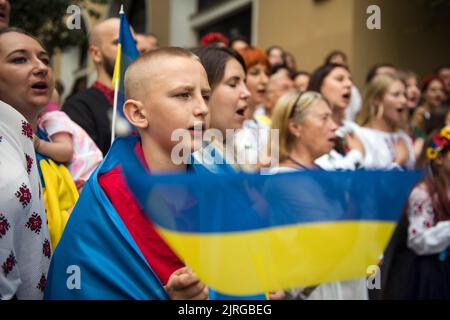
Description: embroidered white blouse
xmin=407 ymin=183 xmax=450 ymax=255
xmin=0 ymin=101 xmax=51 ymax=299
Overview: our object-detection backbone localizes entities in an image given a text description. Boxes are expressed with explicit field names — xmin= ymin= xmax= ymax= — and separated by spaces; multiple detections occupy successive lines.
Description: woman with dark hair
xmin=411 ymin=75 xmax=446 ymax=141
xmin=0 ymin=27 xmax=52 ymax=299
xmin=292 ymin=71 xmax=310 ymax=92
xmin=266 ymin=45 xmax=285 ymax=67
xmin=192 ymin=46 xmax=280 ymax=299
xmin=230 ymin=35 xmax=249 ymax=51
xmin=0 ymin=27 xmax=78 ymax=249
xmin=308 ymin=64 xmax=365 ymax=170
xmin=404 ymin=126 xmax=450 ymax=299
xmin=365 ymin=63 xmax=396 ymax=84
xmin=324 ymin=50 xmax=348 ymax=67
xmin=191 ymin=46 xmax=254 ymax=172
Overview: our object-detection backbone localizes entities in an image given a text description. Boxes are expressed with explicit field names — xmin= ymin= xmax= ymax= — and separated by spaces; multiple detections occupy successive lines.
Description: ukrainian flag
xmin=121 ymin=149 xmax=423 ymax=296
xmin=111 ymin=6 xmax=139 ymax=141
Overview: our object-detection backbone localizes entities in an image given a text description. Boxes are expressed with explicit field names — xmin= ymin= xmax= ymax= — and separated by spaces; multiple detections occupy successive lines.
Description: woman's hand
xmin=345 ymin=132 xmax=365 ymax=157
xmin=268 ymin=290 xmax=286 ymax=300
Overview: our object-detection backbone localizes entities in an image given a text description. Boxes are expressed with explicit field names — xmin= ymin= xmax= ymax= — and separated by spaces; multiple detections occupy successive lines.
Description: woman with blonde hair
xmin=268 ymin=92 xmax=368 ymax=300
xmin=355 ymin=73 xmax=415 ymax=169
xmin=270 ymin=91 xmax=338 ymax=170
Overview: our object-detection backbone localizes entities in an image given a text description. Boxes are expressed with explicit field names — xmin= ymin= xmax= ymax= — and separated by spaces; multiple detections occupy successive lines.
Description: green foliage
xmin=10 ymin=0 xmax=109 ymax=54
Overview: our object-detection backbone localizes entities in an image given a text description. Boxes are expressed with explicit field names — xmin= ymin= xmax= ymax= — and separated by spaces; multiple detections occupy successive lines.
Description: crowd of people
xmin=1 ymin=0 xmax=450 ymax=300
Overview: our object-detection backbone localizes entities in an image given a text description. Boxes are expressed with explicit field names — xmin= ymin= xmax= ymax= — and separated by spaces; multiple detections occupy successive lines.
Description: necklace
xmin=288 ymin=156 xmax=313 ymax=170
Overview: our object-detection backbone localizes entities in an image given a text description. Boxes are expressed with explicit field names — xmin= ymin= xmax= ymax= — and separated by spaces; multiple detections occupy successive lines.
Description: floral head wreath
xmin=426 ymin=126 xmax=450 ymax=160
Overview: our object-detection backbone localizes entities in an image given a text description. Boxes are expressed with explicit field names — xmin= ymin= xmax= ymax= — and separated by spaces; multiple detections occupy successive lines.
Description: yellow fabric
xmin=156 ymin=221 xmax=394 ymax=295
xmin=39 ymin=159 xmax=78 ymax=250
xmin=255 ymin=114 xmax=272 ymax=126
xmin=112 ymin=43 xmax=122 ymax=87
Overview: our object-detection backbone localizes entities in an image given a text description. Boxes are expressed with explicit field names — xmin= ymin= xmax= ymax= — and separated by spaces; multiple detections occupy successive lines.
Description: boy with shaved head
xmin=45 ymin=48 xmax=211 ymax=300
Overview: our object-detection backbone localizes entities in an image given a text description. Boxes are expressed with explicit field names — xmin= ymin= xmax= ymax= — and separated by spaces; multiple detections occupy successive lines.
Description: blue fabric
xmin=116 ymin=12 xmax=139 ymax=119
xmin=44 ymin=136 xmax=168 ymax=300
xmin=44 ymin=137 xmax=263 ymax=299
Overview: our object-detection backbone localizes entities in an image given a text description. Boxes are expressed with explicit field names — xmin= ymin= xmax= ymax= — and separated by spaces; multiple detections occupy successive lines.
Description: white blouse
xmin=0 ymin=101 xmax=51 ymax=299
xmin=354 ymin=127 xmax=416 ymax=170
xmin=235 ymin=118 xmax=270 ymax=170
xmin=315 ymin=121 xmax=364 ymax=170
xmin=407 ymin=183 xmax=450 ymax=255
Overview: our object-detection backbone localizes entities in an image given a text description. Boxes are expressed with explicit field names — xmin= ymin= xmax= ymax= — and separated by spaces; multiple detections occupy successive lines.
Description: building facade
xmin=55 ymin=0 xmax=450 ymax=97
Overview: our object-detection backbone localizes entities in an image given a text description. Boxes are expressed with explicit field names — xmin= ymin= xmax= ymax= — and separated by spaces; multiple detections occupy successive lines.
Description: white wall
xmin=169 ymin=0 xmax=198 ymax=47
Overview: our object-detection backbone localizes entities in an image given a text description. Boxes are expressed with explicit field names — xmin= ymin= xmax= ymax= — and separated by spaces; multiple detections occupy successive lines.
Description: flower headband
xmin=426 ymin=126 xmax=450 ymax=160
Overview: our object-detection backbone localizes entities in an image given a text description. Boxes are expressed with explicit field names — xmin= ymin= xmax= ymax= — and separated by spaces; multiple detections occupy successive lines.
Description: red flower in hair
xmin=200 ymin=32 xmax=229 ymax=47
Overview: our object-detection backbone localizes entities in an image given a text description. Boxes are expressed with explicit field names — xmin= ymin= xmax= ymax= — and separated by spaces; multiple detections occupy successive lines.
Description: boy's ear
xmin=123 ymin=99 xmax=148 ymax=129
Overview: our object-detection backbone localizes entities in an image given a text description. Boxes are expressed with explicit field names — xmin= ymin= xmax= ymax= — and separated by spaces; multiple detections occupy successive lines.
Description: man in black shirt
xmin=64 ymin=18 xmax=125 ymax=156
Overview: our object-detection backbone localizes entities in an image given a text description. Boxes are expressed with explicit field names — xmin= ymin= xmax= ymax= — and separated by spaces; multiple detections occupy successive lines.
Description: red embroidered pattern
xmin=43 ymin=239 xmax=51 ymax=259
xmin=25 ymin=153 xmax=33 ymax=175
xmin=15 ymin=183 xmax=32 ymax=208
xmin=21 ymin=120 xmax=33 ymax=139
xmin=0 ymin=213 xmax=10 ymax=239
xmin=26 ymin=212 xmax=42 ymax=234
xmin=37 ymin=273 xmax=46 ymax=292
xmin=2 ymin=251 xmax=17 ymax=277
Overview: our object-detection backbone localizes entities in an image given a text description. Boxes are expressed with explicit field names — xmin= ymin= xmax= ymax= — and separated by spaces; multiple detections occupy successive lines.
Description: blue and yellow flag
xmin=111 ymin=6 xmax=139 ymax=141
xmin=44 ymin=137 xmax=168 ymax=300
xmin=120 ymin=149 xmax=423 ymax=296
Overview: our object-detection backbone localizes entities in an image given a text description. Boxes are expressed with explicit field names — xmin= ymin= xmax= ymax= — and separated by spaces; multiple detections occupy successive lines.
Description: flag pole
xmin=111 ymin=4 xmax=125 ymax=146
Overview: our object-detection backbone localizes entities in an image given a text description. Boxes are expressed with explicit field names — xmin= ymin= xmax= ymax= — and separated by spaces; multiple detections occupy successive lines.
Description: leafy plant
xmin=10 ymin=0 xmax=108 ymax=54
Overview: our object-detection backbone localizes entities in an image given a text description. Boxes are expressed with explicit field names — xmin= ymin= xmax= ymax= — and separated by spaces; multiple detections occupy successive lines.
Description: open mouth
xmin=257 ymin=88 xmax=266 ymax=96
xmin=188 ymin=122 xmax=206 ymax=132
xmin=328 ymin=136 xmax=336 ymax=147
xmin=32 ymin=82 xmax=48 ymax=90
xmin=342 ymin=92 xmax=351 ymax=100
xmin=236 ymin=106 xmax=247 ymax=117
xmin=396 ymin=107 xmax=405 ymax=114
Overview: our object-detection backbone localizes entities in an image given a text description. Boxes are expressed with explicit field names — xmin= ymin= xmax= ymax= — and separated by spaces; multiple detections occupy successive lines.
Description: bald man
xmin=136 ymin=33 xmax=159 ymax=54
xmin=0 ymin=0 xmax=11 ymax=30
xmin=63 ymin=18 xmax=133 ymax=155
